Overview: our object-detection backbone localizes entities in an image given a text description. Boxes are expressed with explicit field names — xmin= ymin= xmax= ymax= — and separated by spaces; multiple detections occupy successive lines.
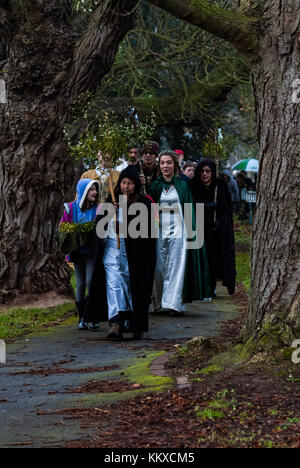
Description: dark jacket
xmin=85 ymin=187 xmax=156 ymax=334
xmin=190 ymin=159 xmax=236 ymax=295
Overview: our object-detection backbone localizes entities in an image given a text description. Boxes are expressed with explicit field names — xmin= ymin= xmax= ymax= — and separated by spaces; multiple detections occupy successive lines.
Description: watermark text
xmin=291 ymin=339 xmax=300 ymax=364
xmin=96 ymin=198 xmax=204 ymax=250
xmin=0 ymin=340 xmax=6 ymax=364
xmin=0 ymin=79 xmax=6 ymax=104
xmin=292 ymin=79 xmax=300 ymax=103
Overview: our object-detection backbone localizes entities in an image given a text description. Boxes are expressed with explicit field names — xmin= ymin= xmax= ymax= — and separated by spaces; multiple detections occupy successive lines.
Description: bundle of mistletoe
xmin=56 ymin=222 xmax=96 ymax=254
xmin=65 ymin=110 xmax=156 ymax=170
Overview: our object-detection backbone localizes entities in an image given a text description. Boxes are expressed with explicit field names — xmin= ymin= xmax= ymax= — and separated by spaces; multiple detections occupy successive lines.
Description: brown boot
xmin=106 ymin=322 xmax=123 ymax=340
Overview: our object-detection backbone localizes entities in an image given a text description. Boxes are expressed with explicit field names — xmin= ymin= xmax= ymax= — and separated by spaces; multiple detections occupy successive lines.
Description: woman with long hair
xmin=150 ymin=152 xmax=210 ymax=317
xmin=190 ymin=159 xmax=236 ymax=297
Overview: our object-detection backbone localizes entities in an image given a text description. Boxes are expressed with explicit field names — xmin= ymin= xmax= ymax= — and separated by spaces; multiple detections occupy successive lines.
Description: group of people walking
xmin=59 ymin=142 xmax=236 ymax=340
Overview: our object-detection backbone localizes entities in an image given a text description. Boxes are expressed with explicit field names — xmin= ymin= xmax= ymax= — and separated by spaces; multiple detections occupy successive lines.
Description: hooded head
xmin=76 ymin=179 xmax=100 ymax=210
xmin=114 ymin=166 xmax=141 ymax=198
xmin=222 ymin=169 xmax=232 ymax=182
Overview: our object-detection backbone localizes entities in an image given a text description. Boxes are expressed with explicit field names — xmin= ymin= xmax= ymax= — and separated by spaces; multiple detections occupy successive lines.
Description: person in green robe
xmin=149 ymin=151 xmax=211 ymax=316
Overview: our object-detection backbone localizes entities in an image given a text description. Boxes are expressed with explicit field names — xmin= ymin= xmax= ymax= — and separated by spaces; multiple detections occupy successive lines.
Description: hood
xmin=222 ymin=169 xmax=233 ymax=180
xmin=76 ymin=179 xmax=99 ymax=209
xmin=115 ymin=165 xmax=141 ymax=197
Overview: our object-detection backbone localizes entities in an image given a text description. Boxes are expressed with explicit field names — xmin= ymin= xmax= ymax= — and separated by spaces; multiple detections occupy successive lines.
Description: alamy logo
xmin=291 ymin=339 xmax=300 ymax=364
xmin=96 ymin=198 xmax=204 ymax=250
xmin=292 ymin=79 xmax=300 ymax=104
xmin=0 ymin=340 xmax=6 ymax=364
xmin=0 ymin=79 xmax=6 ymax=104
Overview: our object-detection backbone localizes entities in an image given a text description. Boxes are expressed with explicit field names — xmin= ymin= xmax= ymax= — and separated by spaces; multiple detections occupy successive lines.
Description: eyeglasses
xmin=201 ymin=169 xmax=212 ymax=174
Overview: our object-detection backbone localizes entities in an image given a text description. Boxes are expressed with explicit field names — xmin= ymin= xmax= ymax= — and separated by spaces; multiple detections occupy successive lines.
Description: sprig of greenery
xmin=202 ymin=128 xmax=226 ymax=161
xmin=59 ymin=221 xmax=95 ymax=234
xmin=65 ymin=110 xmax=156 ymax=169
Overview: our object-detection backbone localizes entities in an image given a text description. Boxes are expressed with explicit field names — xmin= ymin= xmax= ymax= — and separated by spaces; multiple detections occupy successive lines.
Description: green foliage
xmin=56 ymin=222 xmax=96 ymax=254
xmin=201 ymin=128 xmax=226 ymax=161
xmin=59 ymin=221 xmax=95 ymax=234
xmin=65 ymin=110 xmax=156 ymax=168
xmin=198 ymin=364 xmax=223 ymax=375
xmin=195 ymin=389 xmax=236 ymax=421
xmin=98 ymin=2 xmax=250 ymax=125
xmin=0 ymin=304 xmax=75 ymax=341
xmin=73 ymin=0 xmax=99 ymax=14
xmin=236 ymin=251 xmax=250 ymax=292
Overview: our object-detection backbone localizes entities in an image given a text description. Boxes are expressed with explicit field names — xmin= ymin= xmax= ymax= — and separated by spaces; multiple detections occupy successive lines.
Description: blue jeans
xmin=74 ymin=253 xmax=95 ymax=302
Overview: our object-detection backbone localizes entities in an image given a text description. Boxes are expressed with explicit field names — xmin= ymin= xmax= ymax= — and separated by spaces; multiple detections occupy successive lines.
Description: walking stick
xmin=139 ymin=160 xmax=146 ymax=194
xmin=214 ymin=129 xmax=219 ymax=225
xmin=108 ymin=168 xmax=120 ymax=249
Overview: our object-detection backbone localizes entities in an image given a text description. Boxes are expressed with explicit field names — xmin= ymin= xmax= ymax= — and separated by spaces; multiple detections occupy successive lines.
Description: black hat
xmin=142 ymin=141 xmax=160 ymax=155
xmin=115 ymin=165 xmax=141 ymax=195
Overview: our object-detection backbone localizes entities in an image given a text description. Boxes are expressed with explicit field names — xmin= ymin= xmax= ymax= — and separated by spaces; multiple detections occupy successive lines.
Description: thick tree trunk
xmin=245 ymin=0 xmax=300 ymax=341
xmin=0 ymin=0 xmax=137 ymax=303
xmin=148 ymin=0 xmax=299 ymax=342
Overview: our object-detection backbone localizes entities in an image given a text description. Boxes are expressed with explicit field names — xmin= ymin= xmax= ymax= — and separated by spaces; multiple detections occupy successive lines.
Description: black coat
xmin=85 ymin=194 xmax=156 ymax=334
xmin=191 ymin=160 xmax=236 ymax=295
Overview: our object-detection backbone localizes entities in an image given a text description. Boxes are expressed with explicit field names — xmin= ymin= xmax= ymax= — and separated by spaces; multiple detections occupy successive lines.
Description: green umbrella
xmin=232 ymin=158 xmax=259 ymax=172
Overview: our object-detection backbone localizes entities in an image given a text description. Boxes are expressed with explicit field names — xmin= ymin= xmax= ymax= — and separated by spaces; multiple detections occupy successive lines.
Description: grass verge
xmin=0 ymin=303 xmax=75 ymax=342
xmin=0 ymin=270 xmax=76 ymax=342
xmin=234 ymin=221 xmax=251 ymax=293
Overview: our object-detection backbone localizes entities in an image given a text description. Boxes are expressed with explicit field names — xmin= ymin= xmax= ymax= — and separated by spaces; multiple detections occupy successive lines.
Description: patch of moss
xmin=70 ymin=351 xmax=174 ymax=407
xmin=224 ymin=322 xmax=297 ymax=365
xmin=120 ymin=352 xmax=174 ymax=389
xmin=198 ymin=364 xmax=223 ymax=375
xmin=281 ymin=347 xmax=294 ymax=361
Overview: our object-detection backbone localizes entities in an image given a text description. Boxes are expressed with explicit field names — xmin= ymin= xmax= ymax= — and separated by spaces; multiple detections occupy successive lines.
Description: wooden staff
xmin=139 ymin=159 xmax=146 ymax=194
xmin=214 ymin=130 xmax=219 ymax=225
xmin=109 ymin=168 xmax=120 ymax=249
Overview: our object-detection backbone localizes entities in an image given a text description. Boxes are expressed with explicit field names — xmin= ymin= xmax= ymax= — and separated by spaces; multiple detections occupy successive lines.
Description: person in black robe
xmin=84 ymin=166 xmax=156 ymax=339
xmin=190 ymin=159 xmax=236 ymax=297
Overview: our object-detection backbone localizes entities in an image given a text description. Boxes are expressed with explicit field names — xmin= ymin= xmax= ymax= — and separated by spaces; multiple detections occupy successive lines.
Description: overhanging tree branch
xmin=67 ymin=0 xmax=138 ymax=100
xmin=147 ymin=0 xmax=259 ymax=53
xmin=133 ymin=59 xmax=249 ymax=124
xmin=89 ymin=57 xmax=249 ymax=126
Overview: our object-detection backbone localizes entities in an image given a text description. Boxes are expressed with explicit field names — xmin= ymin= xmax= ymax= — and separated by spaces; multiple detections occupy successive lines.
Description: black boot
xmin=76 ymin=301 xmax=89 ymax=331
xmin=106 ymin=313 xmax=123 ymax=340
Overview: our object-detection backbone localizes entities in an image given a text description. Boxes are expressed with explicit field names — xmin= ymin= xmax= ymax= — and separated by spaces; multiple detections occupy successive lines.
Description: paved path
xmin=0 ymin=287 xmax=238 ymax=448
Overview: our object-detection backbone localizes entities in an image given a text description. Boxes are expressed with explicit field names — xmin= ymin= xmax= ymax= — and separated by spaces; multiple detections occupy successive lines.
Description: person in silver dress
xmin=150 ymin=152 xmax=211 ymax=317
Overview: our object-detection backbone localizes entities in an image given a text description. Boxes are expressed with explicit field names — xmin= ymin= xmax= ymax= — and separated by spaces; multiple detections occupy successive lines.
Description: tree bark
xmin=0 ymin=0 xmax=137 ymax=303
xmin=147 ymin=0 xmax=259 ymax=53
xmin=245 ymin=0 xmax=300 ymax=341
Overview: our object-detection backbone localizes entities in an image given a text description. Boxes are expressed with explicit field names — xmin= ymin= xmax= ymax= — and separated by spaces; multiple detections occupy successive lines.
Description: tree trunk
xmin=0 ymin=0 xmax=137 ymax=303
xmin=245 ymin=0 xmax=300 ymax=341
xmin=148 ymin=0 xmax=300 ymax=342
